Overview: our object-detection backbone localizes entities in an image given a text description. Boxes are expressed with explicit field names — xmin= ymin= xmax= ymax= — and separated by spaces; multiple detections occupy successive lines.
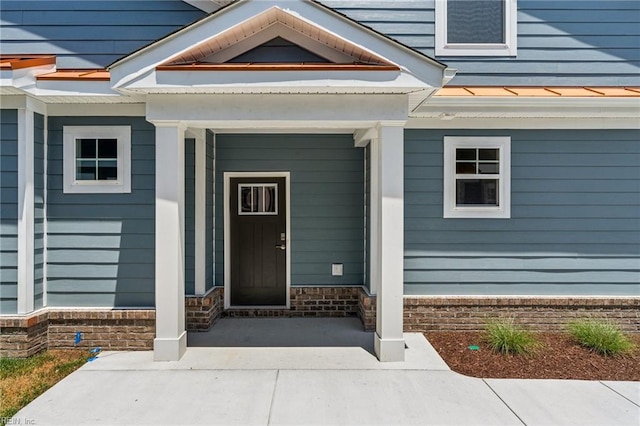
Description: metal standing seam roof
xmin=0 ymin=56 xmax=56 ymax=70
xmin=434 ymin=87 xmax=640 ymax=97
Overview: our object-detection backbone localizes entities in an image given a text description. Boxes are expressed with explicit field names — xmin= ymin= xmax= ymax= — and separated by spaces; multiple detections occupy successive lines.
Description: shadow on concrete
xmin=187 ymin=317 xmax=375 ymax=355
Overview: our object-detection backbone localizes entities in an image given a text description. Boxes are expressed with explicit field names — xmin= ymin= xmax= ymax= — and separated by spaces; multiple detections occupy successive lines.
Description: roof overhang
xmin=107 ymin=0 xmax=451 ymax=106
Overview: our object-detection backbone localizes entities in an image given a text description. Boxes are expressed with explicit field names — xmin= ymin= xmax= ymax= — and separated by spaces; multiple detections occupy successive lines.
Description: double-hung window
xmin=443 ymin=136 xmax=511 ymax=218
xmin=63 ymin=126 xmax=131 ymax=193
xmin=435 ymin=0 xmax=517 ymax=56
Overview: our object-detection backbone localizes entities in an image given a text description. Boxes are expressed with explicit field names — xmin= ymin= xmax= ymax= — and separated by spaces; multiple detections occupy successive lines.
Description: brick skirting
xmin=223 ymin=287 xmax=364 ymax=318
xmin=186 ymin=287 xmax=224 ymax=331
xmin=0 ymin=309 xmax=155 ymax=358
xmin=5 ymin=293 xmax=634 ymax=358
xmin=404 ymin=297 xmax=640 ymax=333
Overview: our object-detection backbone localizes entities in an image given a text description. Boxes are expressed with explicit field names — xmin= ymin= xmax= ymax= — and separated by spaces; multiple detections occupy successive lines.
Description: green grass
xmin=484 ymin=319 xmax=540 ymax=355
xmin=0 ymin=350 xmax=88 ymax=424
xmin=567 ymin=319 xmax=636 ymax=356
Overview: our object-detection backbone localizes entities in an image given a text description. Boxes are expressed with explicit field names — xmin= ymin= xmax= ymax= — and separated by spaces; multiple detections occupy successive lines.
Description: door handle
xmin=275 ymin=244 xmax=286 ymax=250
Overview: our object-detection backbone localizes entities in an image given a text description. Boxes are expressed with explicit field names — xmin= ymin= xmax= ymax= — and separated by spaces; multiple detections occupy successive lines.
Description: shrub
xmin=484 ymin=319 xmax=539 ymax=355
xmin=567 ymin=319 xmax=635 ymax=356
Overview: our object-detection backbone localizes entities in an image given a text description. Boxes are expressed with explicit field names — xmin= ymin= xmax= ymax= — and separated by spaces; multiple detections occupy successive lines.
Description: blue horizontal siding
xmin=0 ymin=109 xmax=18 ymax=314
xmin=215 ymin=134 xmax=364 ymax=288
xmin=184 ymin=139 xmax=195 ymax=294
xmin=34 ymin=112 xmax=45 ymax=309
xmin=205 ymin=131 xmax=215 ymax=292
xmin=0 ymin=0 xmax=205 ymax=68
xmin=46 ymin=116 xmax=155 ymax=308
xmin=404 ymin=129 xmax=640 ymax=296
xmin=323 ymin=0 xmax=640 ymax=85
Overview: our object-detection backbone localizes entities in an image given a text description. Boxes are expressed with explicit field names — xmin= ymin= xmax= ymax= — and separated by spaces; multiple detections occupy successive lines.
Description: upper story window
xmin=435 ymin=0 xmax=517 ymax=57
xmin=63 ymin=126 xmax=131 ymax=194
xmin=443 ymin=136 xmax=511 ymax=219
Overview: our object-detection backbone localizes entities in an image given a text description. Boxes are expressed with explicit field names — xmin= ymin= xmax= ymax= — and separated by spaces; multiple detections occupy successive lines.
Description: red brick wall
xmin=404 ymin=297 xmax=640 ymax=332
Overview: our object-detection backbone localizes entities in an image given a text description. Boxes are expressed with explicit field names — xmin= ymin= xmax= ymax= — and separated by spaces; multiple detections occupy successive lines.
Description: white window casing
xmin=63 ymin=126 xmax=131 ymax=194
xmin=443 ymin=136 xmax=511 ymax=219
xmin=435 ymin=0 xmax=517 ymax=57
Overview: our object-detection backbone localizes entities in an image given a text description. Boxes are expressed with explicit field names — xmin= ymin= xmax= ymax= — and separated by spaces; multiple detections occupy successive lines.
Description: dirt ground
xmin=425 ymin=331 xmax=640 ymax=381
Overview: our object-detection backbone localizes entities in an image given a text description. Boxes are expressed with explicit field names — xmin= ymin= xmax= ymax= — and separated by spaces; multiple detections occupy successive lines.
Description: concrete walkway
xmin=13 ymin=318 xmax=640 ymax=426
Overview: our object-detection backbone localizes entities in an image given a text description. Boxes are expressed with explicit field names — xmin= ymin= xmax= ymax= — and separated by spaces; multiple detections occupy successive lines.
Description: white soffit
xmin=109 ymin=0 xmax=448 ymax=92
xmin=164 ymin=7 xmax=391 ymax=66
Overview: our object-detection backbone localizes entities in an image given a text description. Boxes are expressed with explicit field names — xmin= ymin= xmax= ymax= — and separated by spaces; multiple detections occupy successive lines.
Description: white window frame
xmin=443 ymin=136 xmax=511 ymax=219
xmin=435 ymin=0 xmax=517 ymax=57
xmin=63 ymin=126 xmax=131 ymax=194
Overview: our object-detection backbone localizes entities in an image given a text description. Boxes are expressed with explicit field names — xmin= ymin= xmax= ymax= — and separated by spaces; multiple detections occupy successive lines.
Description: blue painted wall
xmin=404 ymin=129 xmax=640 ymax=296
xmin=0 ymin=109 xmax=18 ymax=314
xmin=2 ymin=1 xmax=638 ymax=84
xmin=323 ymin=0 xmax=640 ymax=85
xmin=206 ymin=131 xmax=214 ymax=292
xmin=0 ymin=0 xmax=205 ymax=68
xmin=184 ymin=139 xmax=195 ymax=294
xmin=46 ymin=116 xmax=155 ymax=307
xmin=215 ymin=134 xmax=365 ymax=287
xmin=34 ymin=113 xmax=45 ymax=310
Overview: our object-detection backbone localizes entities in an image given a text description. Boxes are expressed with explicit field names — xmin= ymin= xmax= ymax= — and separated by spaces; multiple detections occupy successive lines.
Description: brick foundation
xmin=186 ymin=287 xmax=224 ymax=331
xmin=0 ymin=309 xmax=155 ymax=357
xmin=223 ymin=287 xmax=364 ymax=318
xmin=404 ymin=297 xmax=640 ymax=333
xmin=5 ymin=293 xmax=634 ymax=358
xmin=358 ymin=290 xmax=376 ymax=331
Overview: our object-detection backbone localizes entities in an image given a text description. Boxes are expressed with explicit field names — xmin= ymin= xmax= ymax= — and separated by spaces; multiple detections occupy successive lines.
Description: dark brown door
xmin=230 ymin=177 xmax=287 ymax=306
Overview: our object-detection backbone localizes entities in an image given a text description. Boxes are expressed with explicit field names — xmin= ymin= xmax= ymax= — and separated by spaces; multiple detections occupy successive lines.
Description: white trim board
xmin=223 ymin=171 xmax=291 ymax=310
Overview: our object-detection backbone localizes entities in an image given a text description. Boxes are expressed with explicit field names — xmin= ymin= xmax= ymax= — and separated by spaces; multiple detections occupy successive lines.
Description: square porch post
xmin=372 ymin=123 xmax=405 ymax=362
xmin=154 ymin=122 xmax=187 ymax=361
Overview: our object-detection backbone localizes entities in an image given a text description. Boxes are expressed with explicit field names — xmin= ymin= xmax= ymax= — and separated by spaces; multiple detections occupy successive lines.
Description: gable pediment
xmin=109 ymin=0 xmax=450 ymax=95
xmin=160 ymin=6 xmax=394 ymax=69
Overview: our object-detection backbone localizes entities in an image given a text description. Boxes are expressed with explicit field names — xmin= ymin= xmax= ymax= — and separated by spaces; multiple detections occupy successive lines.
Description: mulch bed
xmin=425 ymin=332 xmax=640 ymax=381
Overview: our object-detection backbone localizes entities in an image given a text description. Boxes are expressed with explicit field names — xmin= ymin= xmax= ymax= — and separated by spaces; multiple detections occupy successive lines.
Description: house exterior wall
xmin=0 ymin=0 xmax=205 ymax=68
xmin=184 ymin=138 xmax=195 ymax=294
xmin=324 ymin=0 xmax=640 ymax=85
xmin=34 ymin=112 xmax=45 ymax=310
xmin=214 ymin=134 xmax=365 ymax=288
xmin=405 ymin=129 xmax=640 ymax=296
xmin=2 ymin=1 xmax=637 ymax=84
xmin=0 ymin=109 xmax=19 ymax=314
xmin=46 ymin=116 xmax=156 ymax=308
xmin=205 ymin=131 xmax=215 ymax=292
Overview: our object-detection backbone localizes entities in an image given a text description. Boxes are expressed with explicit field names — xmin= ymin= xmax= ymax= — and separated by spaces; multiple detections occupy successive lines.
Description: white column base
xmin=374 ymin=333 xmax=405 ymax=362
xmin=153 ymin=331 xmax=187 ymax=361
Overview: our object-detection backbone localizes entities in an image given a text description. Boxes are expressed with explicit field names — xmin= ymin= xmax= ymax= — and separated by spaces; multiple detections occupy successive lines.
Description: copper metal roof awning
xmin=155 ymin=63 xmax=401 ymax=71
xmin=0 ymin=55 xmax=56 ymax=70
xmin=436 ymin=87 xmax=640 ymax=97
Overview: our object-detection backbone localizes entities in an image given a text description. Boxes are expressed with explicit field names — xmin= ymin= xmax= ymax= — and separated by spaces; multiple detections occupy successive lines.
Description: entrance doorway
xmin=225 ymin=173 xmax=290 ymax=307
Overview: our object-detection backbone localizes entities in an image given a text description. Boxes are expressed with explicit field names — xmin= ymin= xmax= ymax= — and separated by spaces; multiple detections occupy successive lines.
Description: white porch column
xmin=17 ymin=107 xmax=35 ymax=314
xmin=372 ymin=122 xmax=405 ymax=362
xmin=193 ymin=130 xmax=206 ymax=295
xmin=154 ymin=122 xmax=187 ymax=361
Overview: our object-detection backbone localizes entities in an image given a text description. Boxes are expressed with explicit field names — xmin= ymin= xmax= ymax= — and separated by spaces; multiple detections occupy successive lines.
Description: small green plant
xmin=484 ymin=319 xmax=539 ymax=355
xmin=567 ymin=319 xmax=635 ymax=356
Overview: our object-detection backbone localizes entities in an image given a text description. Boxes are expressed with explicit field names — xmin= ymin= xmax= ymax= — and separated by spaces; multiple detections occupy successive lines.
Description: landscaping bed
xmin=425 ymin=331 xmax=640 ymax=381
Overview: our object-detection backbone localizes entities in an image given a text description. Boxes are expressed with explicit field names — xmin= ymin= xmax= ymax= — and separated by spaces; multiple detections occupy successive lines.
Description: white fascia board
xmin=183 ymin=0 xmax=221 ymax=13
xmin=414 ymin=97 xmax=640 ymax=119
xmin=110 ymin=0 xmax=447 ymax=90
xmin=146 ymin=93 xmax=408 ymax=124
xmin=126 ymin=69 xmax=429 ymax=93
xmin=406 ymin=117 xmax=640 ymax=130
xmin=34 ymin=80 xmax=121 ymax=97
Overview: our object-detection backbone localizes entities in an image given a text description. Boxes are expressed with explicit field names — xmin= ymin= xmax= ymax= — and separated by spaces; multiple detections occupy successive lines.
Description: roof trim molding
xmin=183 ymin=0 xmax=231 ymax=13
xmin=109 ymin=0 xmax=450 ymax=92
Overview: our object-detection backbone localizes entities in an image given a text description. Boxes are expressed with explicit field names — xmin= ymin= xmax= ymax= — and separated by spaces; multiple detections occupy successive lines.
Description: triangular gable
xmin=109 ymin=0 xmax=451 ymax=93
xmin=160 ymin=6 xmax=394 ymax=68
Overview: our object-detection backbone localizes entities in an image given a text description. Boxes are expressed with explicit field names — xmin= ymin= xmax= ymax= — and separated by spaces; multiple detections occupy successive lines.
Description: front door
xmin=229 ymin=177 xmax=287 ymax=306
